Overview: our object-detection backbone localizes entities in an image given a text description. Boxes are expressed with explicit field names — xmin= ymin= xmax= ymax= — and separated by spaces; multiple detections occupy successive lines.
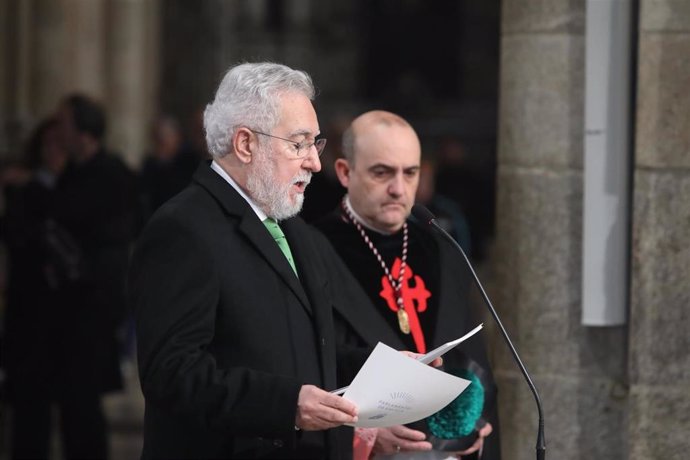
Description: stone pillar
xmin=31 ymin=0 xmax=70 ymax=117
xmin=0 ymin=0 xmax=8 ymax=151
xmin=62 ymin=0 xmax=107 ymax=99
xmin=0 ymin=0 xmax=12 ymax=155
xmin=106 ymin=0 xmax=157 ymax=167
xmin=1 ymin=0 xmax=35 ymax=156
xmin=628 ymin=0 xmax=690 ymax=457
xmin=494 ymin=1 xmax=627 ymax=459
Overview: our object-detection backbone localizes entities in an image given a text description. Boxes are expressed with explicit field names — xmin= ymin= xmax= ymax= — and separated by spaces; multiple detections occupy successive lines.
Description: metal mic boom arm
xmin=412 ymin=204 xmax=546 ymax=460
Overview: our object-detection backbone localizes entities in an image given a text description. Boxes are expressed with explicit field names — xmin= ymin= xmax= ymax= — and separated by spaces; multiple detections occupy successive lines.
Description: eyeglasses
xmin=250 ymin=130 xmax=327 ymax=158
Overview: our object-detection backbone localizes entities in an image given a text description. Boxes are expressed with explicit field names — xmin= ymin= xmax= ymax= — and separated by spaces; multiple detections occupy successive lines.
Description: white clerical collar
xmin=211 ymin=160 xmax=267 ymax=222
xmin=343 ymin=195 xmax=395 ymax=236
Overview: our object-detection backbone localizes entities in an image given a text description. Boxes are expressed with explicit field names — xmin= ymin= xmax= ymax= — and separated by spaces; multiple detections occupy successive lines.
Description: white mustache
xmin=292 ymin=173 xmax=312 ymax=185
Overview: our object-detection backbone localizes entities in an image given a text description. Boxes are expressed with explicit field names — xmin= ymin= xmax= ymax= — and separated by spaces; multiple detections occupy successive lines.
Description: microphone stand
xmin=413 ymin=205 xmax=545 ymax=460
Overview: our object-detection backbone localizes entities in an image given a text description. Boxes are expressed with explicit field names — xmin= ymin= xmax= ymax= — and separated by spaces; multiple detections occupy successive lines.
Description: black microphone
xmin=412 ymin=204 xmax=546 ymax=460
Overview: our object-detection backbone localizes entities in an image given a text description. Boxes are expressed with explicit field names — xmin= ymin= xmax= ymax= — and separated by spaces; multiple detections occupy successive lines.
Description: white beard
xmin=246 ymin=148 xmax=311 ymax=221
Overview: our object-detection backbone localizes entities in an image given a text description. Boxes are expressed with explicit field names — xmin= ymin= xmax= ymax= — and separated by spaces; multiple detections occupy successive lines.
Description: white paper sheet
xmin=332 ymin=324 xmax=483 ymax=396
xmin=418 ymin=323 xmax=484 ymax=365
xmin=342 ymin=342 xmax=471 ymax=428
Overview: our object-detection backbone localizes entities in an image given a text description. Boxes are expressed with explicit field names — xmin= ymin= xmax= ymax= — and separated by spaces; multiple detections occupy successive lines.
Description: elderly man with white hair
xmin=129 ymin=62 xmax=369 ymax=459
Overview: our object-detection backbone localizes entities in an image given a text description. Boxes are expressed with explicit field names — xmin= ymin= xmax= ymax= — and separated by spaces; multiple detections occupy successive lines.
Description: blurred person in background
xmin=415 ymin=158 xmax=472 ymax=256
xmin=139 ymin=114 xmax=198 ymax=220
xmin=1 ymin=117 xmax=70 ymax=459
xmin=15 ymin=93 xmax=138 ymax=459
xmin=434 ymin=137 xmax=495 ymax=262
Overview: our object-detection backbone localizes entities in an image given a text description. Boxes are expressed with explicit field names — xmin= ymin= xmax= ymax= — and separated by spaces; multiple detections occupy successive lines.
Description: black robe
xmin=315 ymin=208 xmax=501 ymax=459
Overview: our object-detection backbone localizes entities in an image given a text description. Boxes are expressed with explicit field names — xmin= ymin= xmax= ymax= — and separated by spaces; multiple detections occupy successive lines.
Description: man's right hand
xmin=295 ymin=384 xmax=359 ymax=431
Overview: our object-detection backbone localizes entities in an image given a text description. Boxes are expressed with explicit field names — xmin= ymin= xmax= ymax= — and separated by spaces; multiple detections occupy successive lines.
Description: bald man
xmin=314 ymin=111 xmax=500 ymax=459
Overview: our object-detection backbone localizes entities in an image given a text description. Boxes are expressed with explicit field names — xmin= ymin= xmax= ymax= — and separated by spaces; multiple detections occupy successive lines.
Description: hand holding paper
xmin=295 ymin=385 xmax=359 ymax=430
xmin=342 ymin=342 xmax=470 ymax=428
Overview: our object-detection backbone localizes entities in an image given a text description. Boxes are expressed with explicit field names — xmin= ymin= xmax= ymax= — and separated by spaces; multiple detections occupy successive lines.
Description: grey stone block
xmin=627 ymin=384 xmax=690 ymax=459
xmin=499 ymin=34 xmax=584 ymax=169
xmin=641 ymin=0 xmax=690 ymax=32
xmin=496 ymin=371 xmax=627 ymax=460
xmin=493 ymin=168 xmax=628 ymax=380
xmin=636 ymin=33 xmax=690 ymax=169
xmin=502 ymin=0 xmax=584 ymax=34
xmin=629 ymin=171 xmax=690 ymax=384
xmin=494 ymin=168 xmax=580 ymax=370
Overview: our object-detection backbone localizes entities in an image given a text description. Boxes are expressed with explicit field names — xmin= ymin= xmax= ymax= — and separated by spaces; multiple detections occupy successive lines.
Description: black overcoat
xmin=129 ymin=163 xmax=367 ymax=459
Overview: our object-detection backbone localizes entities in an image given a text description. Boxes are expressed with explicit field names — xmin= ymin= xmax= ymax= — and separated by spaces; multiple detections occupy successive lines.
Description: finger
xmin=299 ymin=412 xmax=353 ymax=431
xmin=478 ymin=422 xmax=493 ymax=438
xmin=390 ymin=425 xmax=427 ymax=442
xmin=400 ymin=351 xmax=443 ymax=367
xmin=430 ymin=356 xmax=443 ymax=368
xmin=398 ymin=440 xmax=433 ymax=452
xmin=455 ymin=438 xmax=483 ymax=456
xmin=326 ymin=394 xmax=359 ymax=416
xmin=313 ymin=403 xmax=359 ymax=425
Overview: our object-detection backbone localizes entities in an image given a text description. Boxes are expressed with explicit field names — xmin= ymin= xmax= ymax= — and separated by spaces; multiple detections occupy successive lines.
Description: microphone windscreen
xmin=411 ymin=204 xmax=437 ymax=225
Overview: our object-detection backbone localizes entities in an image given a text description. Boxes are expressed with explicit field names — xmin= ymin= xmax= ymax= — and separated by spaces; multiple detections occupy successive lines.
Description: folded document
xmin=336 ymin=324 xmax=483 ymax=428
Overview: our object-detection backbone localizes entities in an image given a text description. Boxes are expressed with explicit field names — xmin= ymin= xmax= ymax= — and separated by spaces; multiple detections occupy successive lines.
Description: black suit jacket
xmin=129 ymin=163 xmax=366 ymax=459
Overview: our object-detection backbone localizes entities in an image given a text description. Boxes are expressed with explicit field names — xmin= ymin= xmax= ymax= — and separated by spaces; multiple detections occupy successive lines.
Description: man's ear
xmin=232 ymin=127 xmax=255 ymax=164
xmin=334 ymin=158 xmax=351 ymax=188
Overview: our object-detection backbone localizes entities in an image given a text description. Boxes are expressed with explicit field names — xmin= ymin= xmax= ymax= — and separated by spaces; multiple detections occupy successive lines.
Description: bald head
xmin=335 ymin=110 xmax=421 ymax=233
xmin=342 ymin=110 xmax=418 ymax=164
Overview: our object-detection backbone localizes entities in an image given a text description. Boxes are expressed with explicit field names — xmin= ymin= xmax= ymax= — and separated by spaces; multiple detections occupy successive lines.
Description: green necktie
xmin=263 ymin=218 xmax=298 ymax=276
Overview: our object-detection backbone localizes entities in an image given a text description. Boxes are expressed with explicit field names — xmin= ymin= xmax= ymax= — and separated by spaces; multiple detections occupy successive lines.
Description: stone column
xmin=494 ymin=1 xmax=627 ymax=459
xmin=1 ymin=0 xmax=36 ymax=156
xmin=0 ymin=0 xmax=12 ymax=155
xmin=31 ymin=0 xmax=71 ymax=117
xmin=106 ymin=0 xmax=157 ymax=167
xmin=62 ymin=0 xmax=107 ymax=99
xmin=628 ymin=0 xmax=690 ymax=457
xmin=0 ymin=0 xmax=8 ymax=154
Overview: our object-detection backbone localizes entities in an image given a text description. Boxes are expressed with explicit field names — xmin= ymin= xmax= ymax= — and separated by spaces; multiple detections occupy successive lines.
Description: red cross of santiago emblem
xmin=379 ymin=258 xmax=432 ymax=353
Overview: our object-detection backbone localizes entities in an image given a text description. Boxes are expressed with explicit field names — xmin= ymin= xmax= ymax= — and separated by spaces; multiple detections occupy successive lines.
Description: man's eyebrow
xmin=368 ymin=164 xmax=420 ymax=171
xmin=287 ymin=129 xmax=320 ymax=138
xmin=368 ymin=163 xmax=396 ymax=171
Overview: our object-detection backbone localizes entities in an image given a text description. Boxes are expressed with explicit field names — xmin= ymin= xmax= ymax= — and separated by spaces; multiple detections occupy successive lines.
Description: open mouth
xmin=293 ymin=180 xmax=309 ymax=193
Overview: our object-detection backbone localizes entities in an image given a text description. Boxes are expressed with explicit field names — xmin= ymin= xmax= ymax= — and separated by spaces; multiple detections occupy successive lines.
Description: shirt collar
xmin=210 ymin=160 xmax=267 ymax=222
xmin=344 ymin=194 xmax=395 ymax=236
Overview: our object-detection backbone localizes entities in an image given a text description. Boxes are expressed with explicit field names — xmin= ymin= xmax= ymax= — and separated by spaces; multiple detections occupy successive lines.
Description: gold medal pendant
xmin=397 ymin=309 xmax=410 ymax=334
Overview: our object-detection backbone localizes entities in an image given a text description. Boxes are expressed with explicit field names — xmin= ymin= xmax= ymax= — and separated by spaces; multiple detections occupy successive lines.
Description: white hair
xmin=203 ymin=62 xmax=315 ymax=158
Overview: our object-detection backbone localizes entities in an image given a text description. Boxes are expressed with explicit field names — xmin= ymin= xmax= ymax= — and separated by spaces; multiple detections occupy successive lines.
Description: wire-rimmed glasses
xmin=250 ymin=130 xmax=327 ymax=158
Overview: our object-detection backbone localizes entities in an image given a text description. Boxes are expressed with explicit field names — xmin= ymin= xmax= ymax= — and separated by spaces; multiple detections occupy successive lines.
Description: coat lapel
xmin=284 ymin=219 xmax=335 ymax=386
xmin=192 ymin=163 xmax=312 ymax=315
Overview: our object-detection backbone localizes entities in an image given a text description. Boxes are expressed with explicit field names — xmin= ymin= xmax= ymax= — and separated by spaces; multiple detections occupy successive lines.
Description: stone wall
xmin=495 ymin=0 xmax=690 ymax=458
xmin=495 ymin=1 xmax=628 ymax=458
xmin=0 ymin=0 xmax=158 ymax=167
xmin=628 ymin=0 xmax=690 ymax=458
